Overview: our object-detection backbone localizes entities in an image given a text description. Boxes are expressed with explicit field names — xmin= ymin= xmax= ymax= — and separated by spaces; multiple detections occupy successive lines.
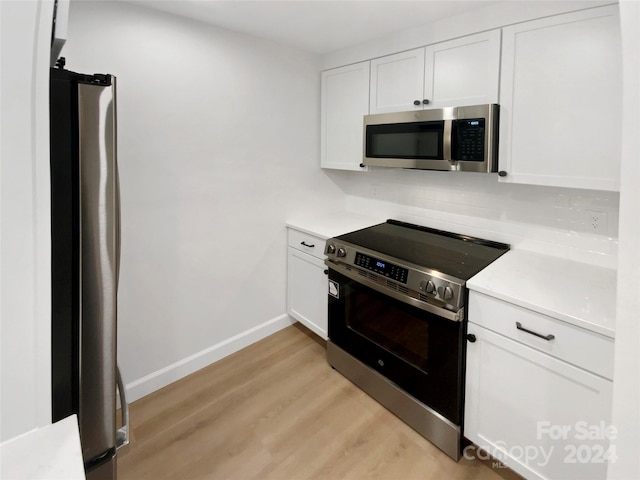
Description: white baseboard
xmin=124 ymin=314 xmax=295 ymax=403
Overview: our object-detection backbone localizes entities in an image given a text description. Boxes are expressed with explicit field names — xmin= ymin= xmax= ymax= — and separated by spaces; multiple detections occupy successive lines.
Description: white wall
xmin=0 ymin=0 xmax=53 ymax=440
xmin=64 ymin=0 xmax=344 ymax=401
xmin=331 ymin=171 xmax=619 ymax=268
xmin=608 ymin=2 xmax=640 ymax=478
xmin=321 ymin=0 xmax=612 ymax=70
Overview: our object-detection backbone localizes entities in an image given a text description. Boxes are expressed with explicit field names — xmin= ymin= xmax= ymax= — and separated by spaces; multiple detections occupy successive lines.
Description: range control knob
xmin=437 ymin=285 xmax=454 ymax=301
xmin=326 ymin=244 xmax=336 ymax=255
xmin=337 ymin=247 xmax=347 ymax=258
xmin=426 ymin=280 xmax=436 ymax=294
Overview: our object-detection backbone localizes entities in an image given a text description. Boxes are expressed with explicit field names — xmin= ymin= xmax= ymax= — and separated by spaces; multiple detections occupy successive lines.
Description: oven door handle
xmin=326 ymin=262 xmax=462 ymax=322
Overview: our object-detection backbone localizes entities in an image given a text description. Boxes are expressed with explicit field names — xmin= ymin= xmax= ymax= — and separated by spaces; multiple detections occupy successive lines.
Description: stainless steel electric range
xmin=324 ymin=219 xmax=509 ymax=460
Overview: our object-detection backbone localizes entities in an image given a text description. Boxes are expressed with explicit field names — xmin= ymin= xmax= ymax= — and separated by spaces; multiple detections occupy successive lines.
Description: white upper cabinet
xmin=498 ymin=5 xmax=622 ymax=190
xmin=369 ymin=31 xmax=500 ymax=114
xmin=320 ymin=61 xmax=370 ymax=171
xmin=370 ymin=48 xmax=426 ymax=114
xmin=425 ymin=30 xmax=500 ymax=108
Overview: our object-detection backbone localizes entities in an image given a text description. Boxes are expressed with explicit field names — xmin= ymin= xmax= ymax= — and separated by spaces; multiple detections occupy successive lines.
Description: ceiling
xmin=132 ymin=0 xmax=503 ymax=54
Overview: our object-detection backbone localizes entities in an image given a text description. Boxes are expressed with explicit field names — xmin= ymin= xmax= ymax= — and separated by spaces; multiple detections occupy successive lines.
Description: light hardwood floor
xmin=118 ymin=323 xmax=523 ymax=480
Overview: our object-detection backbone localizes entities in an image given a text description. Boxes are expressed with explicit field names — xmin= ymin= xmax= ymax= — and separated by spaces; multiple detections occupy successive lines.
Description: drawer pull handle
xmin=516 ymin=321 xmax=555 ymax=341
xmin=300 ymin=241 xmax=315 ymax=248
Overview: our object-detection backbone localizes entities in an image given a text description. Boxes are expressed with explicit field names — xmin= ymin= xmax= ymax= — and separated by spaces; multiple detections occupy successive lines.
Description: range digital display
xmin=354 ymin=252 xmax=408 ymax=284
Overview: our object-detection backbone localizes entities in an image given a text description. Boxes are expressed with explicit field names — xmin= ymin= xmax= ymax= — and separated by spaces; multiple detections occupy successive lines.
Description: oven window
xmin=347 ymin=288 xmax=429 ymax=371
xmin=328 ymin=269 xmax=463 ymax=423
xmin=332 ymin=270 xmax=461 ymax=379
xmin=328 ymin=268 xmax=464 ymax=423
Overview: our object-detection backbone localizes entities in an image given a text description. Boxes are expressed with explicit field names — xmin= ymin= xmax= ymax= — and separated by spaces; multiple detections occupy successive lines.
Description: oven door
xmin=328 ymin=268 xmax=464 ymax=425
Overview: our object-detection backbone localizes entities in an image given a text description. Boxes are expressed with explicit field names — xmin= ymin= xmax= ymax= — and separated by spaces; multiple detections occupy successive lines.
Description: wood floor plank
xmin=128 ymin=325 xmax=312 ymax=441
xmin=118 ymin=323 xmax=522 ymax=480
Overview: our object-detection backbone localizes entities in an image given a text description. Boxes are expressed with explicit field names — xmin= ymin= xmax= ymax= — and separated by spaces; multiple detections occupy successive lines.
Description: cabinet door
xmin=425 ymin=30 xmax=500 ymax=108
xmin=320 ymin=61 xmax=370 ymax=171
xmin=287 ymin=248 xmax=328 ymax=339
xmin=465 ymin=324 xmax=613 ymax=480
xmin=369 ymin=48 xmax=425 ymax=114
xmin=498 ymin=5 xmax=622 ymax=190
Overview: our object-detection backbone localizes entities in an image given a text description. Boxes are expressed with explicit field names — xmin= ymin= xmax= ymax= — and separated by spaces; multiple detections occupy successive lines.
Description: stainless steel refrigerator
xmin=50 ymin=65 xmax=128 ymax=480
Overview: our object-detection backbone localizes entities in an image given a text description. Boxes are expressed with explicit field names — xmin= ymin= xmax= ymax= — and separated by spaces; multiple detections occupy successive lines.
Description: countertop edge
xmin=285 ymin=222 xmax=330 ymax=240
xmin=286 ymin=213 xmax=385 ymax=240
xmin=467 ymin=250 xmax=617 ymax=339
xmin=467 ymin=283 xmax=616 ymax=339
xmin=0 ymin=415 xmax=85 ymax=479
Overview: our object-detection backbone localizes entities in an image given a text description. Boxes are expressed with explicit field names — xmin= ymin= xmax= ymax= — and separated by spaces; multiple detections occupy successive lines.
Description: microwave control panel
xmin=453 ymin=118 xmax=485 ymax=162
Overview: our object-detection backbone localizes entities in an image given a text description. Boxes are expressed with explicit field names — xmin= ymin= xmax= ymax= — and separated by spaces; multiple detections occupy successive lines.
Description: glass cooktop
xmin=334 ymin=219 xmax=510 ymax=281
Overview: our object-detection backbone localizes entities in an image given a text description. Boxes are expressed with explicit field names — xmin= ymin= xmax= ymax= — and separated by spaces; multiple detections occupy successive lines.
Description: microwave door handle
xmin=443 ymin=119 xmax=452 ymax=162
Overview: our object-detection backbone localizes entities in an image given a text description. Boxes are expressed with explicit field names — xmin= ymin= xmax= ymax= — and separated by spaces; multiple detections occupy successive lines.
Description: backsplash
xmin=326 ymin=168 xmax=619 ymax=269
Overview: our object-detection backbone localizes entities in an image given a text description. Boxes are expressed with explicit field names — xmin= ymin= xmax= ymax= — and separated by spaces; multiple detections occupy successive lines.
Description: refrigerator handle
xmin=116 ymin=365 xmax=130 ymax=452
xmin=113 ymin=76 xmax=126 ymax=452
xmin=114 ymin=93 xmax=121 ymax=288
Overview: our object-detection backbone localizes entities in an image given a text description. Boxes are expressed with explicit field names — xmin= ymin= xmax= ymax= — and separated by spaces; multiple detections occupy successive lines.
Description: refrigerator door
xmin=77 ymin=76 xmax=118 ymax=474
xmin=51 ymin=69 xmax=82 ymax=425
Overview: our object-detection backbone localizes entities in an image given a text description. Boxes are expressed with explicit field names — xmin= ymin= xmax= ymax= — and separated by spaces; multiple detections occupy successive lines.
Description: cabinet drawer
xmin=287 ymin=229 xmax=326 ymax=259
xmin=468 ymin=292 xmax=614 ymax=379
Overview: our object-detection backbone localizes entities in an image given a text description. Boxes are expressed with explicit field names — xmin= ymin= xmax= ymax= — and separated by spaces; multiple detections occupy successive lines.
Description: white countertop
xmin=288 ymin=213 xmax=617 ymax=338
xmin=0 ymin=415 xmax=85 ymax=480
xmin=286 ymin=212 xmax=385 ymax=239
xmin=467 ymin=250 xmax=616 ymax=338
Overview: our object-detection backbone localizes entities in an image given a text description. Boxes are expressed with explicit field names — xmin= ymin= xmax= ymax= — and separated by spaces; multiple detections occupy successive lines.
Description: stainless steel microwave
xmin=363 ymin=104 xmax=499 ymax=172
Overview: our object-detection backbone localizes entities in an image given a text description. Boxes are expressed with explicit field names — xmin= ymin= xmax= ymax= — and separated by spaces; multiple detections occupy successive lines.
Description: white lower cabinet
xmin=286 ymin=228 xmax=328 ymax=339
xmin=465 ymin=292 xmax=614 ymax=480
